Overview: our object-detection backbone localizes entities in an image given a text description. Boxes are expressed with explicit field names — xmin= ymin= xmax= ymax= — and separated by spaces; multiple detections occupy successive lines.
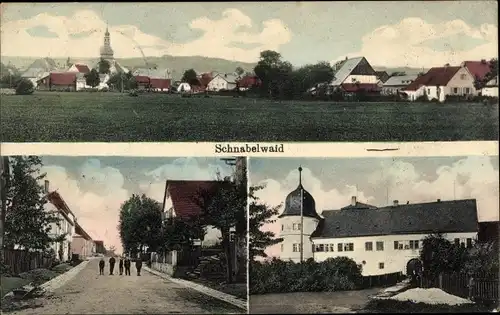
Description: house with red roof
xmin=150 ymin=78 xmax=171 ymax=92
xmin=37 ymin=72 xmax=77 ymax=91
xmin=67 ymin=64 xmax=90 ymax=74
xmin=237 ymin=75 xmax=261 ymax=90
xmin=402 ymin=65 xmax=476 ymax=102
xmin=462 ymin=60 xmax=491 ymax=83
xmin=134 ymin=75 xmax=151 ymax=90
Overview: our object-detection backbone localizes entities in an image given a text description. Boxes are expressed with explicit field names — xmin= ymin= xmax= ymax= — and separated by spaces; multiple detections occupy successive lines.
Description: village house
xmin=133 ymin=68 xmax=171 ymax=91
xmin=403 ymin=65 xmax=476 ymax=102
xmin=278 ymin=173 xmax=478 ymax=276
xmin=94 ymin=240 xmax=106 ymax=254
xmin=237 ymin=74 xmax=261 ymax=90
xmin=72 ymin=221 xmax=95 ymax=259
xmin=20 ymin=57 xmax=58 ymax=87
xmin=67 ymin=64 xmax=90 ymax=74
xmin=75 ymin=73 xmax=110 ymax=91
xmin=207 ymin=73 xmax=239 ymax=91
xmin=330 ymin=57 xmax=381 ymax=95
xmin=45 ymin=181 xmax=76 ymax=262
xmin=482 ymin=76 xmax=498 ymax=97
xmin=37 ymin=72 xmax=77 ymax=91
xmin=381 ymin=74 xmax=418 ymax=95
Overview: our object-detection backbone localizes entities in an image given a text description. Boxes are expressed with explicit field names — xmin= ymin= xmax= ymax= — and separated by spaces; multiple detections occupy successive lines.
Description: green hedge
xmin=250 ymin=257 xmax=362 ymax=295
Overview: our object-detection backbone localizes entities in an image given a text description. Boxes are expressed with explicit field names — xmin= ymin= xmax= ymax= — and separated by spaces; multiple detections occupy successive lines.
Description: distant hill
xmin=373 ymin=66 xmax=427 ymax=76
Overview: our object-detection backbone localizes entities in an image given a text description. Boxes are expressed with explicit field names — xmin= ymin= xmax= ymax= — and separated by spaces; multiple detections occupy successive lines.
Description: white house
xmin=45 ymin=182 xmax=76 ymax=262
xmin=207 ymin=73 xmax=239 ymax=91
xmin=67 ymin=64 xmax=90 ymax=74
xmin=75 ymin=73 xmax=110 ymax=91
xmin=278 ymin=174 xmax=479 ymax=276
xmin=176 ymin=82 xmax=191 ymax=93
xmin=403 ymin=66 xmax=477 ymax=102
xmin=482 ymin=76 xmax=498 ymax=97
xmin=72 ymin=221 xmax=95 ymax=259
xmin=382 ymin=75 xmax=418 ymax=95
xmin=330 ymin=57 xmax=379 ymax=86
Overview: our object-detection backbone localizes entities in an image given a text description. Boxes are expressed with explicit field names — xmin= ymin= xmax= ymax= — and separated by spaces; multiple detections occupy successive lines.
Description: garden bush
xmin=249 ymin=256 xmax=362 ymax=294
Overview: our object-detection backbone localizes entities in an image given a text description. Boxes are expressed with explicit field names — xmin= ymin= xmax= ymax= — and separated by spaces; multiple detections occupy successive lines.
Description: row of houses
xmin=324 ymin=56 xmax=498 ymax=101
xmin=44 ymin=180 xmax=105 ymax=261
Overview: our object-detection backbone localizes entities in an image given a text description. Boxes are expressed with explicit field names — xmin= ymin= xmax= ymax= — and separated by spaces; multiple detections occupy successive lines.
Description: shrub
xmin=15 ymin=79 xmax=34 ymax=95
xmin=249 ymin=256 xmax=362 ymax=294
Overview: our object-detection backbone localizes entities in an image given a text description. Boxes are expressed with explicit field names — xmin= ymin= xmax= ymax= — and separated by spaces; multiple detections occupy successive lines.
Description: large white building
xmin=278 ymin=170 xmax=479 ymax=276
xmin=207 ymin=73 xmax=239 ymax=91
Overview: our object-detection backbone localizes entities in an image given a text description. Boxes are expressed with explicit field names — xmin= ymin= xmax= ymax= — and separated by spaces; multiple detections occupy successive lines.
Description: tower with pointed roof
xmin=100 ymin=24 xmax=114 ymax=62
xmin=278 ymin=167 xmax=321 ymax=262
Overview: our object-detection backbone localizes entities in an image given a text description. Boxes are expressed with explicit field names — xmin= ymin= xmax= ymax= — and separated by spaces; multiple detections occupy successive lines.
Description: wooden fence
xmin=420 ymin=272 xmax=499 ymax=303
xmin=360 ymin=272 xmax=404 ymax=289
xmin=2 ymin=249 xmax=54 ymax=275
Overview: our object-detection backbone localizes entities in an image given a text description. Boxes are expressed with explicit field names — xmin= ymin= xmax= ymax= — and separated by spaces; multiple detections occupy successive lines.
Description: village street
xmin=7 ymin=259 xmax=244 ymax=315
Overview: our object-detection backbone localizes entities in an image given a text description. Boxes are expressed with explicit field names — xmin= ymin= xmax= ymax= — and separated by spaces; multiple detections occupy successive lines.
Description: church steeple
xmin=100 ymin=23 xmax=114 ymax=62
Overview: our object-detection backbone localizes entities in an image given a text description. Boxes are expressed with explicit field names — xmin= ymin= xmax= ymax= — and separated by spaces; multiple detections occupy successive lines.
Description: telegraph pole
xmin=1 ymin=156 xmax=10 ymax=265
xmin=299 ymin=166 xmax=304 ymax=263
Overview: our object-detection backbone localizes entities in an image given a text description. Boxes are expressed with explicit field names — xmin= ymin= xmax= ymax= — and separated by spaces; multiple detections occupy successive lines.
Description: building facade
xmin=207 ymin=73 xmax=238 ymax=91
xmin=72 ymin=221 xmax=94 ymax=259
xmin=382 ymin=75 xmax=418 ymax=95
xmin=278 ymin=171 xmax=479 ymax=276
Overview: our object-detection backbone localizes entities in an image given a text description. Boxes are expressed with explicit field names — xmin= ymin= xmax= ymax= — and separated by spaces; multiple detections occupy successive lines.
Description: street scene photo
xmin=0 ymin=156 xmax=248 ymax=314
xmin=248 ymin=156 xmax=499 ymax=313
xmin=1 ymin=2 xmax=498 ymax=142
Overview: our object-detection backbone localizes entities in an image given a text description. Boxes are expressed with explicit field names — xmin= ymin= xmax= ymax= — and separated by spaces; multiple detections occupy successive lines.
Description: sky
xmin=35 ymin=156 xmax=234 ymax=254
xmin=250 ymin=155 xmax=500 ymax=258
xmin=1 ymin=2 xmax=497 ymax=67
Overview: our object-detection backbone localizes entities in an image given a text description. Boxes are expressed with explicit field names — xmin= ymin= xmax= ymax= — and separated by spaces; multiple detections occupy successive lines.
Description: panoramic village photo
xmin=0 ymin=2 xmax=498 ymax=142
xmin=248 ymin=155 xmax=499 ymax=313
xmin=0 ymin=156 xmax=248 ymax=314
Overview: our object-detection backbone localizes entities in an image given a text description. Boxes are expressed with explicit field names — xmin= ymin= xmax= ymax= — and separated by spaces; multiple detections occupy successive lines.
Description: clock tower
xmin=278 ymin=167 xmax=321 ymax=262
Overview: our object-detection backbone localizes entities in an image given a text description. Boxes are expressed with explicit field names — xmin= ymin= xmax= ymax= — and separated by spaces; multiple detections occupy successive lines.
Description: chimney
xmin=44 ymin=180 xmax=50 ymax=193
xmin=393 ymin=200 xmax=399 ymax=206
xmin=351 ymin=196 xmax=357 ymax=206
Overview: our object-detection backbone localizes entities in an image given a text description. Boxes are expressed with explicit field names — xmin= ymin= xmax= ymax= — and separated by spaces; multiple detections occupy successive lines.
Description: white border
xmin=1 ymin=141 xmax=498 ymax=157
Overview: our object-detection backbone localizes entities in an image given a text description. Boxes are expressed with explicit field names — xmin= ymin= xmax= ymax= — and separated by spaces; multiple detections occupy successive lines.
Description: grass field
xmin=1 ymin=92 xmax=498 ymax=142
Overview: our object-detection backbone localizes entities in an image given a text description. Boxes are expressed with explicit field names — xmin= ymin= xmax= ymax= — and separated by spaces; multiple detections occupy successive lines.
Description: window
xmin=329 ymin=244 xmax=335 ymax=252
xmin=464 ymin=87 xmax=470 ymax=94
xmin=338 ymin=243 xmax=343 ymax=252
xmin=460 ymin=74 xmax=467 ymax=80
xmin=281 ymin=244 xmax=284 ymax=252
xmin=293 ymin=223 xmax=297 ymax=230
xmin=466 ymin=238 xmax=473 ymax=249
xmin=376 ymin=241 xmax=384 ymax=251
xmin=453 ymin=87 xmax=458 ymax=94
xmin=344 ymin=243 xmax=354 ymax=252
xmin=394 ymin=241 xmax=399 ymax=250
xmin=454 ymin=238 xmax=460 ymax=246
xmin=318 ymin=244 xmax=324 ymax=252
xmin=365 ymin=242 xmax=373 ymax=251
xmin=379 ymin=262 xmax=385 ymax=269
xmin=427 ymin=88 xmax=431 ymax=94
xmin=281 ymin=224 xmax=284 ymax=231
xmin=297 ymin=223 xmax=301 ymax=230
xmin=293 ymin=244 xmax=298 ymax=252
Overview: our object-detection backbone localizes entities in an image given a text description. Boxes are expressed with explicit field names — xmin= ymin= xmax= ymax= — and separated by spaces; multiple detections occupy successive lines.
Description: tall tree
xmin=98 ymin=58 xmax=111 ymax=74
xmin=254 ymin=50 xmax=293 ymax=98
xmin=84 ymin=69 xmax=100 ymax=88
xmin=249 ymin=184 xmax=283 ymax=261
xmin=196 ymin=174 xmax=247 ymax=283
xmin=181 ymin=69 xmax=199 ymax=86
xmin=4 ymin=156 xmax=65 ymax=251
xmin=118 ymin=194 xmax=163 ymax=256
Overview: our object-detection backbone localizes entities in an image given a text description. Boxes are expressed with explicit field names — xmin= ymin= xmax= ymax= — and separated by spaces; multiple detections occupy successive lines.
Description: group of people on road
xmin=99 ymin=256 xmax=142 ymax=276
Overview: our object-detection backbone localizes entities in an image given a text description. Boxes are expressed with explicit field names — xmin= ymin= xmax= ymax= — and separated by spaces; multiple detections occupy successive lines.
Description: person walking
xmin=124 ymin=257 xmax=131 ymax=276
xmin=109 ymin=256 xmax=116 ymax=275
xmin=99 ymin=258 xmax=105 ymax=275
xmin=135 ymin=258 xmax=143 ymax=276
xmin=119 ymin=257 xmax=124 ymax=275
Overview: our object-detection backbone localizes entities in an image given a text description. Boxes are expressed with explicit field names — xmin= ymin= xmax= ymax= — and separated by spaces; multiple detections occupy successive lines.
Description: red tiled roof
xmin=403 ymin=66 xmax=461 ymax=91
xmin=134 ymin=75 xmax=150 ymax=84
xmin=50 ymin=72 xmax=76 ymax=86
xmin=47 ymin=191 xmax=75 ymax=225
xmin=165 ymin=180 xmax=224 ymax=219
xmin=74 ymin=64 xmax=90 ymax=74
xmin=238 ymin=75 xmax=261 ymax=88
xmin=341 ymin=83 xmax=381 ymax=92
xmin=150 ymin=78 xmax=171 ymax=90
xmin=463 ymin=61 xmax=491 ymax=81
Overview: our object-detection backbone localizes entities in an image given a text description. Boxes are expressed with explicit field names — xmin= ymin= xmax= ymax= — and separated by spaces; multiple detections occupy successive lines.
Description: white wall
xmin=447 ymin=67 xmax=477 ymax=97
xmin=345 ymin=75 xmax=378 ymax=84
xmin=279 ymin=216 xmax=319 ymax=262
xmin=207 ymin=76 xmax=228 ymax=91
xmin=313 ymin=232 xmax=477 ymax=276
xmin=482 ymin=87 xmax=499 ymax=97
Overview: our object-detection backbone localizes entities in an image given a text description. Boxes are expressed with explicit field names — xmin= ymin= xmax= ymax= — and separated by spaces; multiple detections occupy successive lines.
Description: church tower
xmin=100 ymin=24 xmax=114 ymax=62
xmin=278 ymin=167 xmax=321 ymax=262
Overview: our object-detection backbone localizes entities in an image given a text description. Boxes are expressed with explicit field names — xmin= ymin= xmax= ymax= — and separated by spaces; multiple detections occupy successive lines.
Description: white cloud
xmin=1 ymin=9 xmax=292 ymax=63
xmin=253 ymin=156 xmax=499 ymax=258
xmin=41 ymin=157 xmax=234 ymax=253
xmin=333 ymin=18 xmax=498 ymax=67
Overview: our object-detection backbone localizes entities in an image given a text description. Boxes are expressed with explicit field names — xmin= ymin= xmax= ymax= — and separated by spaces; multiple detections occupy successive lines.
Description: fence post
xmin=439 ymin=273 xmax=443 ymax=289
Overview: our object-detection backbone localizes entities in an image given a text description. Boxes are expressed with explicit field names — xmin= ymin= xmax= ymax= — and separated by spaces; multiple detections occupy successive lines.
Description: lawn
xmin=1 ymin=92 xmax=498 ymax=142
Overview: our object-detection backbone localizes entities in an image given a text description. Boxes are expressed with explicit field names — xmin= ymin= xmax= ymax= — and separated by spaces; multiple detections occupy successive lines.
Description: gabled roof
xmin=150 ymin=78 xmax=171 ymax=90
xmin=47 ymin=191 xmax=75 ymax=226
xmin=73 ymin=64 xmax=90 ymax=73
xmin=403 ymin=66 xmax=461 ymax=91
xmin=463 ymin=61 xmax=491 ymax=81
xmin=383 ymin=75 xmax=418 ymax=87
xmin=48 ymin=72 xmax=77 ymax=85
xmin=330 ymin=57 xmax=364 ymax=86
xmin=312 ymin=199 xmax=478 ymax=239
xmin=163 ymin=180 xmax=225 ymax=219
xmin=212 ymin=73 xmax=239 ymax=84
